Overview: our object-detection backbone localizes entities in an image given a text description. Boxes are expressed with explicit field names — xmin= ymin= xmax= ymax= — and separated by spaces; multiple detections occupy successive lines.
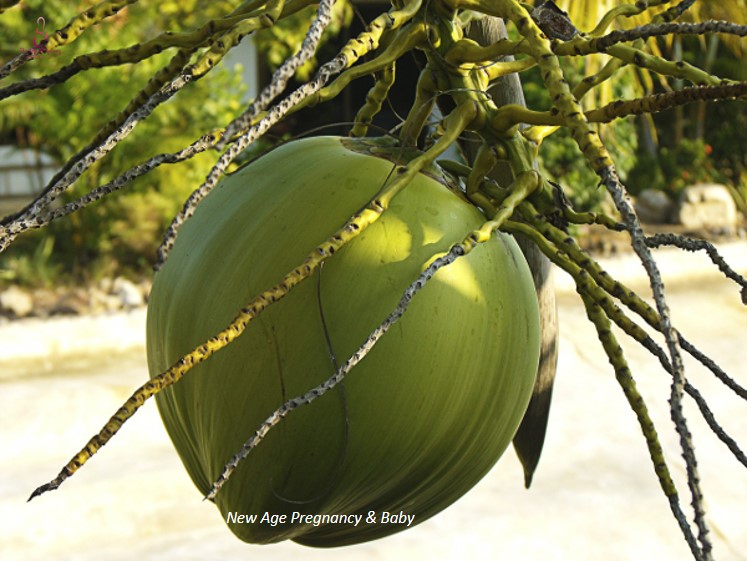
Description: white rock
xmin=634 ymin=189 xmax=673 ymax=224
xmin=0 ymin=285 xmax=34 ymax=317
xmin=113 ymin=277 xmax=145 ymax=309
xmin=90 ymin=287 xmax=122 ymax=313
xmin=675 ymin=183 xmax=738 ymax=232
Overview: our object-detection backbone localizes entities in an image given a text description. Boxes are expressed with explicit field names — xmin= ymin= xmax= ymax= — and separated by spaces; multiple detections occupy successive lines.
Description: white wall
xmin=0 ymin=146 xmax=58 ymax=197
xmin=219 ymin=34 xmax=259 ymax=102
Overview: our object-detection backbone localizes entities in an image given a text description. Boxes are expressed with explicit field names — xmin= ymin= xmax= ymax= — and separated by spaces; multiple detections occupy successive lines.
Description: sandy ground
xmin=1 ymin=244 xmax=746 ymax=561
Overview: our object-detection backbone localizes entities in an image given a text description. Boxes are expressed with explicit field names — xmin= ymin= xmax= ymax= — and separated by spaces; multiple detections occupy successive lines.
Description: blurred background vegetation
xmin=0 ymin=0 xmax=745 ymax=287
xmin=0 ymin=0 xmax=246 ymax=285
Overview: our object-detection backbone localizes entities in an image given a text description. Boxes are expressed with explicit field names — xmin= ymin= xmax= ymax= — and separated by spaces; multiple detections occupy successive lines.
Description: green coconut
xmin=146 ymin=136 xmax=540 ymax=546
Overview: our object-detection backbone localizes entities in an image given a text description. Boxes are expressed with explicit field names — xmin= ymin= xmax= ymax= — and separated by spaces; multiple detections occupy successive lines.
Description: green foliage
xmin=0 ymin=0 xmax=246 ymax=284
xmin=0 ymin=231 xmax=61 ymax=287
xmin=627 ymin=35 xmax=746 ymax=203
xmin=627 ymin=138 xmax=725 ymax=198
xmin=707 ymin=100 xmax=747 ymax=186
xmin=702 ymin=45 xmax=747 ymax=194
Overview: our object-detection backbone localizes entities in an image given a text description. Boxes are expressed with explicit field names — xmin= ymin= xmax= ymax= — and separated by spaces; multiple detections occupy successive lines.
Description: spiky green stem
xmin=290 ymin=21 xmax=429 ymax=118
xmin=504 ymin=218 xmax=703 ymax=560
xmin=466 ymin=9 xmax=708 ymax=553
xmin=495 ymin=83 xmax=747 ymax=129
xmin=351 ymin=63 xmax=396 ymax=137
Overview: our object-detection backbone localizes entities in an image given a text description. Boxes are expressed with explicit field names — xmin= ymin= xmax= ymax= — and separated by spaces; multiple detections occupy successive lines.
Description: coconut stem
xmin=489 ymin=1 xmax=711 ymax=555
xmin=351 ymin=62 xmax=396 ymax=137
xmin=522 ymin=206 xmax=747 ymax=402
xmin=511 ymin=219 xmax=747 ymax=471
xmin=504 ymin=218 xmax=703 ymax=558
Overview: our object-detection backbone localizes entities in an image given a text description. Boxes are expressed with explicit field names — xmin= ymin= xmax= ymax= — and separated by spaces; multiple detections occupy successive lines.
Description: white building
xmin=0 ymin=146 xmax=58 ymax=218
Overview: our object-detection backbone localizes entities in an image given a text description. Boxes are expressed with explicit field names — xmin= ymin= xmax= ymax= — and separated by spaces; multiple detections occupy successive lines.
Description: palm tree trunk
xmin=461 ymin=16 xmax=559 ymax=489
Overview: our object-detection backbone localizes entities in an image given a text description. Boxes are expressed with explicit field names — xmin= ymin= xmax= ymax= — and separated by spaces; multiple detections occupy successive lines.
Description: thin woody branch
xmin=507 ymin=215 xmax=747 ymax=470
xmin=0 ymin=49 xmax=198 ymax=250
xmin=645 ymin=233 xmax=747 ymax=302
xmin=557 ymin=21 xmax=747 ymax=56
xmin=503 ymin=216 xmax=702 ymax=560
xmin=587 ymin=83 xmax=747 ymax=121
xmin=523 ymin=202 xmax=747 ymax=405
xmin=599 ymin=166 xmax=712 ymax=561
xmin=159 ymin=0 xmax=424 ymax=265
xmin=485 ymin=0 xmax=712 ymax=554
xmin=29 ymin=131 xmax=224 ymax=232
xmin=493 ymin=83 xmax=747 ymax=130
xmin=0 ymin=0 xmax=284 ymax=242
xmin=660 ymin=0 xmax=697 ymax=23
xmin=0 ymin=0 xmax=313 ymax=239
xmin=0 ymin=0 xmax=139 ymax=80
xmin=160 ymin=0 xmax=341 ymax=265
xmin=0 ymin=0 xmax=309 ymax=101
xmin=0 ymin=47 xmax=195 ymax=231
xmin=595 ymin=20 xmax=747 ymax=51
